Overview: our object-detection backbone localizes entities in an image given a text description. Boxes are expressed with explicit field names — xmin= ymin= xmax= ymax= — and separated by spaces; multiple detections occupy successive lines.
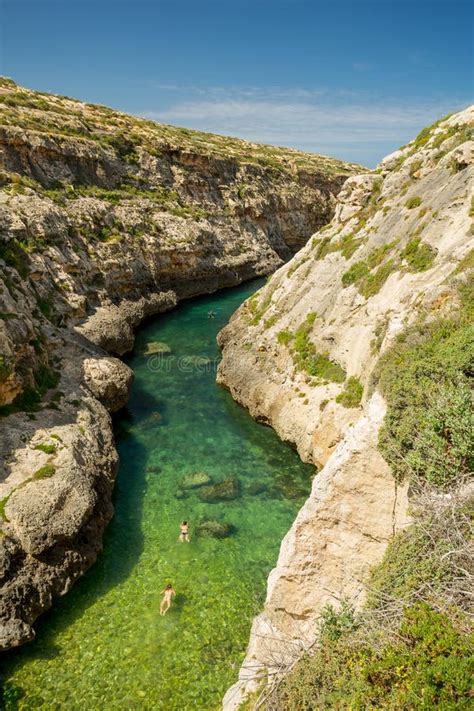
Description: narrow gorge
xmin=0 ymin=81 xmax=357 ymax=654
xmin=0 ymin=77 xmax=472 ymax=710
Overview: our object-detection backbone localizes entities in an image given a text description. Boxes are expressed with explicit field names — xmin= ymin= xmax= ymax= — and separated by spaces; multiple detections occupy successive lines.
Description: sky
xmin=0 ymin=0 xmax=473 ymax=167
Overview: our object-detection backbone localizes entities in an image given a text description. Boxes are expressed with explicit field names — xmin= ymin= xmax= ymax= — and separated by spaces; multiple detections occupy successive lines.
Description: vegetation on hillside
xmin=274 ymin=312 xmax=346 ymax=384
xmin=256 ymin=271 xmax=474 ymax=710
xmin=0 ymin=77 xmax=360 ymax=176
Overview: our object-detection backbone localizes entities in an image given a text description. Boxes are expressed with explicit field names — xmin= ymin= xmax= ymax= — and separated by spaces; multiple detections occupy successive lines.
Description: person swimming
xmin=179 ymin=520 xmax=190 ymax=543
xmin=207 ymin=310 xmax=216 ymax=319
xmin=160 ymin=584 xmax=176 ymax=616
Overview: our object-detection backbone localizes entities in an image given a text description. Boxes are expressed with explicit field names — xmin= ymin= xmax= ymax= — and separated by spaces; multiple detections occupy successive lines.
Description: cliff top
xmin=0 ymin=77 xmax=362 ymax=176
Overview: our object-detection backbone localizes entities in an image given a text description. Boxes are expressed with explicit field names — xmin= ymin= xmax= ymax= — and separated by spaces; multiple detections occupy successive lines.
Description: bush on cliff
xmin=261 ymin=276 xmax=473 ymax=711
xmin=267 ymin=603 xmax=473 ymax=710
xmin=375 ymin=298 xmax=473 ymax=488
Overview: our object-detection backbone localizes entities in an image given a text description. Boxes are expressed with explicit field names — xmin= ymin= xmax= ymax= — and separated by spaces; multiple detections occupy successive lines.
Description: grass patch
xmin=454 ymin=248 xmax=474 ymax=274
xmin=401 ymin=236 xmax=437 ymax=272
xmin=0 ymin=494 xmax=12 ymax=521
xmin=342 ymin=242 xmax=399 ymax=294
xmin=292 ymin=313 xmax=346 ymax=383
xmin=34 ymin=443 xmax=57 ymax=455
xmin=277 ymin=329 xmax=293 ymax=346
xmin=405 ymin=196 xmax=422 ymax=209
xmin=336 ymin=376 xmax=363 ymax=408
xmin=247 ymin=289 xmax=274 ymax=325
xmin=358 ymin=259 xmax=397 ymax=298
xmin=313 ymin=232 xmax=364 ymax=261
xmin=32 ymin=463 xmax=56 ymax=480
xmin=0 ymin=238 xmax=30 ymax=277
xmin=341 ymin=261 xmax=369 ymax=287
xmin=263 ymin=314 xmax=279 ymax=329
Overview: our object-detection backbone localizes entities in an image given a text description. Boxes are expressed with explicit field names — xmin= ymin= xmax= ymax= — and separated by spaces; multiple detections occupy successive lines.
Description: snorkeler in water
xmin=207 ymin=310 xmax=216 ymax=319
xmin=160 ymin=584 xmax=176 ymax=615
xmin=179 ymin=520 xmax=190 ymax=542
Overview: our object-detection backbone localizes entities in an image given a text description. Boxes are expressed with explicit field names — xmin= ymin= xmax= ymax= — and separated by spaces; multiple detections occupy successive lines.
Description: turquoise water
xmin=2 ymin=281 xmax=314 ymax=710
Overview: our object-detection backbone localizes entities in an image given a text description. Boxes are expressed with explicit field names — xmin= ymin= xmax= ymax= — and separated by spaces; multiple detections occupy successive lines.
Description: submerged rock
xmin=196 ymin=519 xmax=233 ymax=539
xmin=198 ymin=477 xmax=240 ymax=502
xmin=139 ymin=341 xmax=172 ymax=356
xmin=246 ymin=481 xmax=269 ymax=496
xmin=273 ymin=473 xmax=309 ymax=500
xmin=179 ymin=471 xmax=213 ymax=489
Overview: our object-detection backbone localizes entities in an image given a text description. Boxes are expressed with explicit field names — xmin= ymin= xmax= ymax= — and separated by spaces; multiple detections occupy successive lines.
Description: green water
xmin=2 ymin=280 xmax=314 ymax=710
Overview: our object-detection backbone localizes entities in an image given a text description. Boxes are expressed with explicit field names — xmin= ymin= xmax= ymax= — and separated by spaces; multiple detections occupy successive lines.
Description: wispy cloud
xmin=138 ymin=85 xmax=472 ymax=167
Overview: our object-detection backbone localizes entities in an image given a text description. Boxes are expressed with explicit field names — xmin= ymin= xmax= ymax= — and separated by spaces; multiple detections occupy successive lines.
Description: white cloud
xmin=137 ymin=86 xmax=472 ymax=167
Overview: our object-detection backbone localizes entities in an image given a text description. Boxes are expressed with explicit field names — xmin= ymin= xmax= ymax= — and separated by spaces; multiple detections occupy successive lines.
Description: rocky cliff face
xmin=218 ymin=107 xmax=473 ymax=707
xmin=0 ymin=79 xmax=359 ymax=650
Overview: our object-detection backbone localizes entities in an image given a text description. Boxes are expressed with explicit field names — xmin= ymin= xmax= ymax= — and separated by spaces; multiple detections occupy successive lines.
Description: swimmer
xmin=207 ymin=310 xmax=216 ymax=319
xmin=179 ymin=520 xmax=190 ymax=543
xmin=160 ymin=584 xmax=176 ymax=616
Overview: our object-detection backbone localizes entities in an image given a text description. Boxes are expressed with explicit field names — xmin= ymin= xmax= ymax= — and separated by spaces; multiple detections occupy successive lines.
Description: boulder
xmin=196 ymin=520 xmax=233 ymax=539
xmin=82 ymin=356 xmax=133 ymax=412
xmin=198 ymin=477 xmax=240 ymax=502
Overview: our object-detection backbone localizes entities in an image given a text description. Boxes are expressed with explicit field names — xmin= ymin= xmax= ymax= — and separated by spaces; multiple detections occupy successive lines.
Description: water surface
xmin=2 ymin=281 xmax=314 ymax=710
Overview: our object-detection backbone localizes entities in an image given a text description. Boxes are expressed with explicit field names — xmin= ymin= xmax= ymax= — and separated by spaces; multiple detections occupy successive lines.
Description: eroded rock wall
xmin=218 ymin=107 xmax=473 ymax=707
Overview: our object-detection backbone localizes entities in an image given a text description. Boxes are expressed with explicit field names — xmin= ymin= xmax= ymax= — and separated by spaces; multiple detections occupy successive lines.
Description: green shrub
xmin=313 ymin=232 xmax=364 ymax=261
xmin=0 ymin=238 xmax=29 ymax=277
xmin=342 ymin=261 xmax=369 ymax=287
xmin=0 ymin=494 xmax=12 ymax=521
xmin=454 ymin=248 xmax=474 ymax=274
xmin=401 ymin=236 xmax=437 ymax=271
xmin=247 ymin=288 xmax=274 ymax=325
xmin=375 ymin=309 xmax=474 ymax=487
xmin=318 ymin=600 xmax=357 ymax=641
xmin=358 ymin=259 xmax=397 ymax=297
xmin=292 ymin=314 xmax=346 ymax=383
xmin=263 ymin=314 xmax=279 ymax=329
xmin=0 ymin=312 xmax=17 ymax=321
xmin=338 ymin=233 xmax=364 ymax=259
xmin=405 ymin=196 xmax=422 ymax=209
xmin=342 ymin=242 xmax=399 ymax=294
xmin=313 ymin=236 xmax=335 ymax=260
xmin=367 ymin=497 xmax=472 ymax=611
xmin=277 ymin=329 xmax=293 ymax=346
xmin=33 ymin=463 xmax=56 ymax=480
xmin=265 ymin=604 xmax=473 ymax=710
xmin=366 ymin=240 xmax=398 ymax=268
xmin=336 ymin=376 xmax=363 ymax=408
xmin=34 ymin=443 xmax=57 ymax=455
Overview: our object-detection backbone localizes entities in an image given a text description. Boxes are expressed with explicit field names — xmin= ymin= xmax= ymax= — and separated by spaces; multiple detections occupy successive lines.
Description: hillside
xmin=0 ymin=79 xmax=360 ymax=650
xmin=218 ymin=107 xmax=473 ymax=708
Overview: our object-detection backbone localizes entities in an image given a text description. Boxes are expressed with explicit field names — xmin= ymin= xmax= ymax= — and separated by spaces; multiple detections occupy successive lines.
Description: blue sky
xmin=0 ymin=0 xmax=472 ymax=167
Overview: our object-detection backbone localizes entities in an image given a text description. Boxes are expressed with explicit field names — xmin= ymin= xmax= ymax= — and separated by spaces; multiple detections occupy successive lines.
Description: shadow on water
xmin=1 ymin=375 xmax=158 ymax=675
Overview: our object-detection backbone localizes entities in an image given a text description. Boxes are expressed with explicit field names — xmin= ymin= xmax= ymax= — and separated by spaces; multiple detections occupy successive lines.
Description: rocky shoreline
xmin=218 ymin=107 xmax=473 ymax=707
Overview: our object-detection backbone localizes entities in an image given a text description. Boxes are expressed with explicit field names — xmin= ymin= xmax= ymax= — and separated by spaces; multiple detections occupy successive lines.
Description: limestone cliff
xmin=218 ymin=107 xmax=473 ymax=707
xmin=0 ymin=79 xmax=359 ymax=649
